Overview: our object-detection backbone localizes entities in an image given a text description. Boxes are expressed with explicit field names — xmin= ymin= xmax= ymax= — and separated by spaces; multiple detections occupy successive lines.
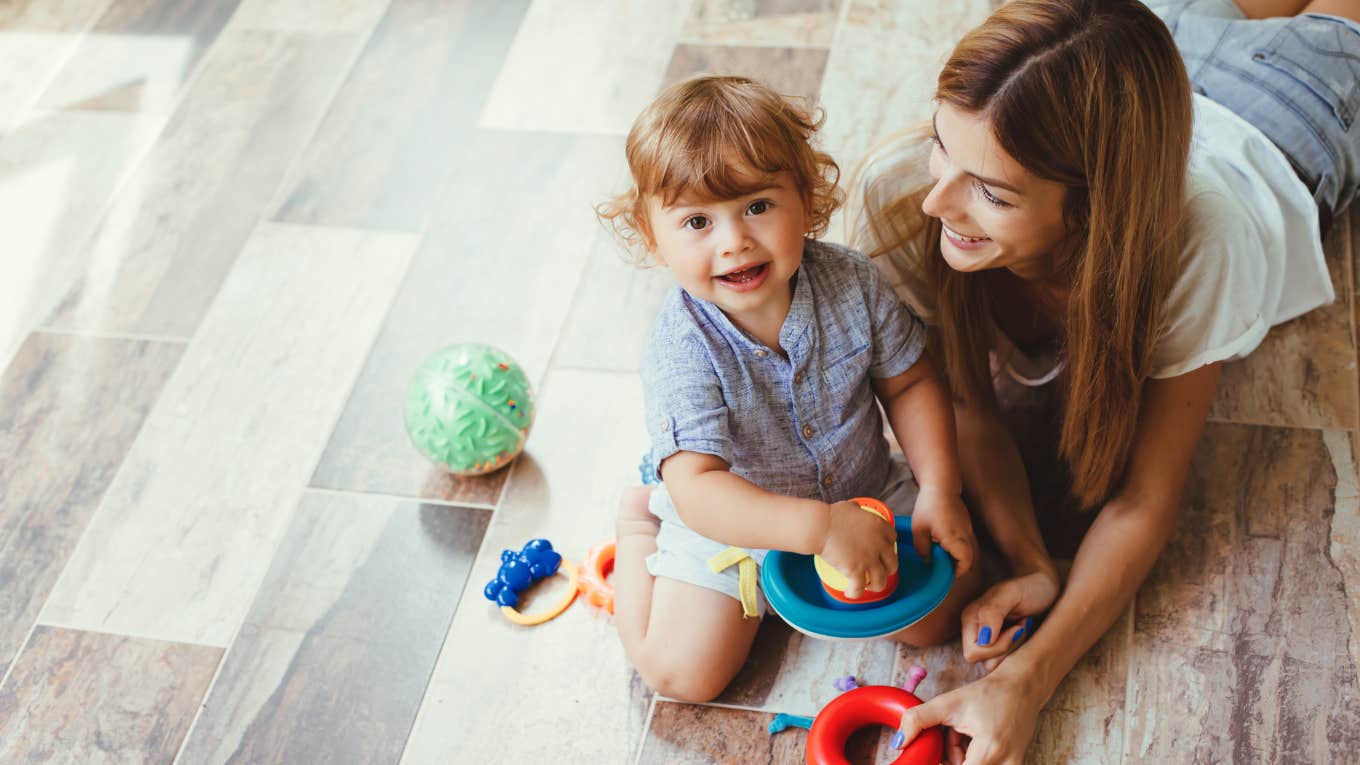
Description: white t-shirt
xmin=851 ymin=94 xmax=1333 ymax=382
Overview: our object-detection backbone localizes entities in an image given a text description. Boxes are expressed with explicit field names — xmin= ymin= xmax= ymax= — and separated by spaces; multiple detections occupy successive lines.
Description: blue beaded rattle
xmin=484 ymin=539 xmax=579 ymax=626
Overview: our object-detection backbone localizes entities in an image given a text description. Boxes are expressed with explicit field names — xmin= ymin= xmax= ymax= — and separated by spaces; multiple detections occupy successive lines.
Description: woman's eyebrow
xmin=932 ymin=112 xmax=1024 ymax=196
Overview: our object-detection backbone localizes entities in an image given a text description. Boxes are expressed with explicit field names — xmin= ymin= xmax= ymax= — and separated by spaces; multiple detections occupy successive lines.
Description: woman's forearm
xmin=954 ymin=400 xmax=1054 ymax=574
xmin=1008 ymin=494 xmax=1178 ymax=699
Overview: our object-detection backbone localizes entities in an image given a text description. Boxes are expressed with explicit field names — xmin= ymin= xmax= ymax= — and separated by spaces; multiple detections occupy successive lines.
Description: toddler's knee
xmin=635 ymin=652 xmax=730 ymax=703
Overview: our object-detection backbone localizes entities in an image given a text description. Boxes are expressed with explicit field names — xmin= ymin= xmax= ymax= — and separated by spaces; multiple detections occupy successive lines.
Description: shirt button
xmin=754 ymin=349 xmax=768 ymax=358
xmin=822 ymin=475 xmax=833 ymax=487
xmin=802 ymin=425 xmax=814 ymax=438
xmin=794 ymin=371 xmax=804 ymax=384
xmin=659 ymin=419 xmax=670 ymax=432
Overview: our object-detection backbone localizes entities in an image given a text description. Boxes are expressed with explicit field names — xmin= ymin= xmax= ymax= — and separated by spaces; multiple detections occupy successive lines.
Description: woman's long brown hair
xmin=880 ymin=0 xmax=1193 ymax=507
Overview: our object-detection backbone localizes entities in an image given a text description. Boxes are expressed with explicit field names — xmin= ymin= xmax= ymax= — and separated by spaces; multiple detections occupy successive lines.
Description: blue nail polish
xmin=891 ymin=730 xmax=906 ymax=750
xmin=1012 ymin=627 xmax=1025 ymax=643
xmin=978 ymin=625 xmax=992 ymax=646
xmin=1025 ymin=616 xmax=1035 ymax=633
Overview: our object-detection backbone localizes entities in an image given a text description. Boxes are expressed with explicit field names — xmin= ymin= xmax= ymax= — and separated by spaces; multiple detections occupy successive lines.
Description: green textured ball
xmin=403 ymin=344 xmax=535 ymax=476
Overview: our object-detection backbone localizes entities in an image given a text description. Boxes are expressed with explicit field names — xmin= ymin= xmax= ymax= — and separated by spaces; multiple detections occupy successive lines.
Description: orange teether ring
xmin=579 ymin=540 xmax=616 ymax=614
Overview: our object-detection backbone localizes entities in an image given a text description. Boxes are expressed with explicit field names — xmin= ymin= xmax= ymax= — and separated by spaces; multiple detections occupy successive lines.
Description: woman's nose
xmin=921 ymin=175 xmax=955 ymax=220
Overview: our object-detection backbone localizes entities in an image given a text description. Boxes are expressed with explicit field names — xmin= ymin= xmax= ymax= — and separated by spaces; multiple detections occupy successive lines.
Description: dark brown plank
xmin=639 ymin=700 xmax=884 ymax=764
xmin=0 ymin=626 xmax=220 ymax=764
xmin=0 ymin=332 xmax=181 ymax=678
xmin=176 ymin=493 xmax=490 ymax=765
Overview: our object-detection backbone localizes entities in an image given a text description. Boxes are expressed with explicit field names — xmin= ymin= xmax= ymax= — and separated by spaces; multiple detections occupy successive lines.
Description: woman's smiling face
xmin=921 ymin=103 xmax=1072 ymax=281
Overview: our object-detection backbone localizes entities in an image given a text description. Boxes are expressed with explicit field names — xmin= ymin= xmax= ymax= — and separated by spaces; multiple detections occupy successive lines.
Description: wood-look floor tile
xmin=818 ymin=0 xmax=994 ymax=163
xmin=479 ymin=0 xmax=688 ymax=135
xmin=0 ymin=626 xmax=221 ymax=764
xmin=43 ymin=28 xmax=365 ymax=339
xmin=0 ymin=109 xmax=163 ymax=368
xmin=269 ymin=0 xmax=527 ymax=231
xmin=400 ymin=369 xmax=651 ymax=764
xmin=227 ymin=0 xmax=392 ymax=33
xmin=308 ymin=130 xmax=622 ymax=504
xmin=35 ymin=0 xmax=241 ymax=114
xmin=1126 ymin=422 xmax=1360 ymax=762
xmin=0 ymin=0 xmax=113 ymax=30
xmin=639 ymin=701 xmax=885 ymax=764
xmin=680 ymin=0 xmax=842 ymax=48
xmin=554 ymin=233 xmax=672 ymax=373
xmin=0 ymin=0 xmax=109 ymax=128
xmin=1211 ymin=213 xmax=1359 ymax=430
xmin=1025 ymin=605 xmax=1130 ymax=763
xmin=717 ymin=616 xmax=899 ymax=717
xmin=40 ymin=224 xmax=415 ymax=647
xmin=662 ymin=44 xmax=829 ymax=107
xmin=0 ymin=333 xmax=181 ymax=679
xmin=176 ymin=493 xmax=490 ymax=765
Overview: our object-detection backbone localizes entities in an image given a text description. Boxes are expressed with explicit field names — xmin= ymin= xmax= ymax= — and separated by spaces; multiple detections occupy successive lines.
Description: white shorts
xmin=645 ymin=460 xmax=917 ymax=617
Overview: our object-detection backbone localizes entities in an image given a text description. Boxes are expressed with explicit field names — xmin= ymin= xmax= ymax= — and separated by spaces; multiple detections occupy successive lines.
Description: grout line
xmin=0 ymin=622 xmax=40 ymax=697
xmin=1119 ymin=599 xmax=1136 ymax=765
xmin=169 ymin=629 xmax=236 ymax=765
xmin=304 ymin=485 xmax=497 ymax=512
xmin=633 ymin=693 xmax=659 ymax=765
xmin=34 ymin=326 xmax=190 ymax=346
xmin=672 ymin=37 xmax=835 ymax=51
xmin=1203 ymin=414 xmax=1360 ymax=433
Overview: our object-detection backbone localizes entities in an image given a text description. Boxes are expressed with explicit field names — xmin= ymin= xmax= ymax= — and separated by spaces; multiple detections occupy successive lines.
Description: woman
xmin=851 ymin=0 xmax=1358 ymax=762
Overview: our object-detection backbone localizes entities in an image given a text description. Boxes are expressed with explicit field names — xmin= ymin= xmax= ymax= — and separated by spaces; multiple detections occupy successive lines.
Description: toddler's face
xmin=645 ymin=171 xmax=809 ymax=328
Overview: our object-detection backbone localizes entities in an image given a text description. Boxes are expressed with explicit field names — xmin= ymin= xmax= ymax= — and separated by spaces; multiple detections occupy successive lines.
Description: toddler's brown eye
xmin=686 ymin=216 xmax=709 ymax=230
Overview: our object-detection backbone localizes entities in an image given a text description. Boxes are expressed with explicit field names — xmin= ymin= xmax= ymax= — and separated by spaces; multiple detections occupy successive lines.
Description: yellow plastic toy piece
xmin=500 ymin=559 xmax=580 ymax=626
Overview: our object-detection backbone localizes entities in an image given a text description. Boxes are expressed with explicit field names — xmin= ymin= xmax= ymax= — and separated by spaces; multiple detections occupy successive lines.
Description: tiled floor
xmin=0 ymin=0 xmax=1356 ymax=763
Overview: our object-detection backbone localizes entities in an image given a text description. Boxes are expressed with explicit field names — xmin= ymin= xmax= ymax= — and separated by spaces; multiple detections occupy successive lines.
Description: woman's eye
xmin=684 ymin=215 xmax=710 ymax=230
xmin=747 ymin=200 xmax=770 ymax=215
xmin=974 ymin=179 xmax=1011 ymax=208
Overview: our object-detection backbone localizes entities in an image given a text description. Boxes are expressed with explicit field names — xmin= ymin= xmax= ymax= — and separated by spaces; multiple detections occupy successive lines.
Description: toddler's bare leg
xmin=611 ymin=486 xmax=762 ymax=701
xmin=885 ymin=561 xmax=983 ymax=646
xmin=1300 ymin=0 xmax=1360 ymax=21
xmin=613 ymin=486 xmax=661 ymax=654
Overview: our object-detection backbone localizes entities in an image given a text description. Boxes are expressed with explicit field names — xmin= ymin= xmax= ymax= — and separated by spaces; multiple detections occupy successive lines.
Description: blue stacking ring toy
xmin=762 ymin=516 xmax=955 ymax=640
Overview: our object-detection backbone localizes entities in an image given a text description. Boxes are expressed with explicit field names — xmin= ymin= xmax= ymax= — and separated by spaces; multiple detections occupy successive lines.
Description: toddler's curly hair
xmin=597 ymin=75 xmax=843 ymax=264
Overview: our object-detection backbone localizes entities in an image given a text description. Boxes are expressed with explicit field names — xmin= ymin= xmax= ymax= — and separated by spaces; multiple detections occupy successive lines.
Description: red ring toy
xmin=579 ymin=540 xmax=615 ymax=614
xmin=805 ymin=685 xmax=943 ymax=765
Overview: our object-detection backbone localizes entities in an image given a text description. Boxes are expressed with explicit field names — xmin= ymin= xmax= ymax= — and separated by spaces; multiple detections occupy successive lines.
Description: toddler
xmin=597 ymin=75 xmax=979 ymax=702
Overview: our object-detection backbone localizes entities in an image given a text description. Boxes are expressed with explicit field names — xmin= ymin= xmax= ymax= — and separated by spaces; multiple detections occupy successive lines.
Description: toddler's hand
xmin=817 ymin=499 xmax=898 ymax=598
xmin=910 ymin=485 xmax=977 ymax=577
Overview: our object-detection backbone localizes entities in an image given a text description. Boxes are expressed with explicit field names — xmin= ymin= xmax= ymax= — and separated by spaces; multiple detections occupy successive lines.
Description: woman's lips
xmin=942 ymin=223 xmax=992 ymax=250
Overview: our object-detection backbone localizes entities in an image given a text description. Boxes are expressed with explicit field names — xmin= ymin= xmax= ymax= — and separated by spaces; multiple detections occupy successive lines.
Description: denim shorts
xmin=1144 ymin=1 xmax=1360 ymax=230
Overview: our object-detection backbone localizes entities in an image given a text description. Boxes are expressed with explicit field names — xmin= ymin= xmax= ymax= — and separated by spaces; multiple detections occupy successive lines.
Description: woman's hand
xmin=961 ymin=565 xmax=1060 ymax=671
xmin=910 ymin=484 xmax=978 ymax=577
xmin=895 ymin=661 xmax=1047 ymax=765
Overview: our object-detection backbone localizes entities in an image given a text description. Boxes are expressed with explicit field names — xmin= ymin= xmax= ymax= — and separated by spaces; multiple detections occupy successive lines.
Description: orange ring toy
xmin=805 ymin=685 xmax=943 ymax=765
xmin=500 ymin=559 xmax=579 ymax=626
xmin=579 ymin=540 xmax=616 ymax=614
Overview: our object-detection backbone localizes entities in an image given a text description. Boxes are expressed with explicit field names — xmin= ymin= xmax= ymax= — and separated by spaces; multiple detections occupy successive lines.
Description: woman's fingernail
xmin=1012 ymin=627 xmax=1025 ymax=643
xmin=1025 ymin=616 xmax=1034 ymax=633
xmin=891 ymin=730 xmax=906 ymax=750
xmin=977 ymin=625 xmax=992 ymax=646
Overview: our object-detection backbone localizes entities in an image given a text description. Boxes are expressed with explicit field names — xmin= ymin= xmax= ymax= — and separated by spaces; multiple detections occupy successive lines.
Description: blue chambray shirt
xmin=641 ymin=239 xmax=927 ymax=502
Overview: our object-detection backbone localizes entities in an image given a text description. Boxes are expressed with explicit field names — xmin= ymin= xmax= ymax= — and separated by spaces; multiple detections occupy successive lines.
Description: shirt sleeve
xmin=847 ymin=132 xmax=941 ymax=324
xmin=1148 ymin=189 xmax=1270 ymax=379
xmin=640 ymin=330 xmax=733 ymax=480
xmin=861 ymin=255 xmax=928 ymax=379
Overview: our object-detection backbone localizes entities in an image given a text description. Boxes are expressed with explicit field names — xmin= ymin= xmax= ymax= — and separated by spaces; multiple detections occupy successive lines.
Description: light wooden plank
xmin=40 ymin=223 xmax=416 ymax=646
